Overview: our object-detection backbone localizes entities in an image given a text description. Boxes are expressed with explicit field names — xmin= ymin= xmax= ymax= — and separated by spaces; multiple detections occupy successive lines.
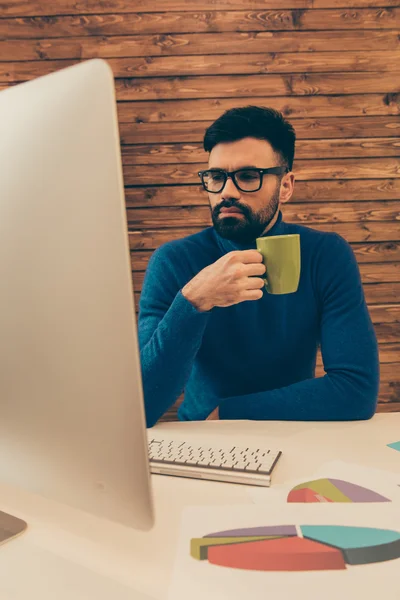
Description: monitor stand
xmin=0 ymin=510 xmax=27 ymax=546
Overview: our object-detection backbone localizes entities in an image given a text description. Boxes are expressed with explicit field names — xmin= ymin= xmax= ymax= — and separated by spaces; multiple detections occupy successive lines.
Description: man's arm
xmin=138 ymin=245 xmax=211 ymax=428
xmin=218 ymin=233 xmax=380 ymax=422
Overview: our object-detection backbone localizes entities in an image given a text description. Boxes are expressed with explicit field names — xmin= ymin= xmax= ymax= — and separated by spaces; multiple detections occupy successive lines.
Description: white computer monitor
xmin=0 ymin=59 xmax=154 ymax=530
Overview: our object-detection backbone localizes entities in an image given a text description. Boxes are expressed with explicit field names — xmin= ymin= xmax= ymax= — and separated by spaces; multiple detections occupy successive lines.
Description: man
xmin=138 ymin=105 xmax=379 ymax=428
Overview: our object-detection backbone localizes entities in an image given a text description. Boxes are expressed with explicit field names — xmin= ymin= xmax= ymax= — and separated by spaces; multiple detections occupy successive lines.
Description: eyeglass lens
xmin=202 ymin=169 xmax=261 ymax=192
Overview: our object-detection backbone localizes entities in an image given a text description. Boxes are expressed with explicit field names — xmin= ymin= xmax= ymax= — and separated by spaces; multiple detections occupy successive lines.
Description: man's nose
xmin=221 ymin=175 xmax=240 ymax=198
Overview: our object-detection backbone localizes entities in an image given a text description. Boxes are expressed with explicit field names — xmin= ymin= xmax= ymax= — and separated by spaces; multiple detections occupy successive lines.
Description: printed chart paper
xmin=168 ymin=504 xmax=400 ymax=600
xmin=388 ymin=441 xmax=400 ymax=453
xmin=248 ymin=460 xmax=400 ymax=505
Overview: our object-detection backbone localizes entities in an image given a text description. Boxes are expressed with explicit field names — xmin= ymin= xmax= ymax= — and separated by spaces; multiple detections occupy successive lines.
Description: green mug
xmin=256 ymin=234 xmax=301 ymax=295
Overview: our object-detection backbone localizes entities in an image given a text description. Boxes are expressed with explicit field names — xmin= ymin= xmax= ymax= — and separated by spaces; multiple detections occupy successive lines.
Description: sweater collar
xmin=212 ymin=209 xmax=287 ymax=254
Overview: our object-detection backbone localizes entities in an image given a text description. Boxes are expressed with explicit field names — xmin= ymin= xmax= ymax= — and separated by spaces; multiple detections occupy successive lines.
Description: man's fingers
xmin=238 ymin=250 xmax=264 ymax=264
xmin=244 ymin=263 xmax=266 ymax=277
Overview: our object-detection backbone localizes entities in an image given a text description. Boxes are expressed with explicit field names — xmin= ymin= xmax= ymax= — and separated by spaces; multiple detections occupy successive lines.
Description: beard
xmin=211 ymin=184 xmax=281 ymax=245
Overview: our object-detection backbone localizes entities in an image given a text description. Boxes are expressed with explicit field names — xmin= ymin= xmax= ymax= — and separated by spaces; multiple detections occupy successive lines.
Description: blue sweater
xmin=138 ymin=210 xmax=379 ymax=427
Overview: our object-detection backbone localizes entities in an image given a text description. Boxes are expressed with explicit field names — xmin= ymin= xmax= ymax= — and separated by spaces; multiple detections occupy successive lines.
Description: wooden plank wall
xmin=1 ymin=1 xmax=399 ymax=419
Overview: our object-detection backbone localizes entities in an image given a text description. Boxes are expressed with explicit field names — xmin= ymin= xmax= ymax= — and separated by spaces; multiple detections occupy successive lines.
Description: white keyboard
xmin=148 ymin=438 xmax=282 ymax=487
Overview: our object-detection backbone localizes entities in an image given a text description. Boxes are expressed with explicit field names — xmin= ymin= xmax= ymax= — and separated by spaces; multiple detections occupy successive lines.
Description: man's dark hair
xmin=203 ymin=105 xmax=296 ymax=171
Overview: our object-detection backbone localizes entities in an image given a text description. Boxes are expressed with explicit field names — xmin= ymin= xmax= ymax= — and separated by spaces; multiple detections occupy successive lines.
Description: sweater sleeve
xmin=138 ymin=244 xmax=211 ymax=427
xmin=218 ymin=233 xmax=380 ymax=422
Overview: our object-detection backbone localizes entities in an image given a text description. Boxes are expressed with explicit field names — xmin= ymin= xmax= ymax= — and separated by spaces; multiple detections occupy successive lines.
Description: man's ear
xmin=280 ymin=172 xmax=295 ymax=204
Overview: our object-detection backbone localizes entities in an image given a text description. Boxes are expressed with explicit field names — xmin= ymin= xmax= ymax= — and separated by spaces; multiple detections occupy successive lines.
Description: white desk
xmin=0 ymin=414 xmax=399 ymax=599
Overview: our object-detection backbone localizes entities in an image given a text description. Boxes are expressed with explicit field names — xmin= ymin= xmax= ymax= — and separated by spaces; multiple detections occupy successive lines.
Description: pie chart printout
xmin=286 ymin=479 xmax=391 ymax=503
xmin=387 ymin=441 xmax=400 ymax=453
xmin=190 ymin=525 xmax=400 ymax=572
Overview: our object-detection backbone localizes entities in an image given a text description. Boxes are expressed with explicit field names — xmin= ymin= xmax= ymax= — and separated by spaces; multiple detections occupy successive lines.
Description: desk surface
xmin=0 ymin=414 xmax=399 ymax=599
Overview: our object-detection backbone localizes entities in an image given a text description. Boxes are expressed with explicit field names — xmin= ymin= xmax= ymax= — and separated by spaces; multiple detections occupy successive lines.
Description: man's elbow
xmin=360 ymin=369 xmax=380 ymax=420
xmin=339 ymin=364 xmax=379 ymax=421
xmin=356 ymin=399 xmax=377 ymax=421
xmin=349 ymin=386 xmax=379 ymax=421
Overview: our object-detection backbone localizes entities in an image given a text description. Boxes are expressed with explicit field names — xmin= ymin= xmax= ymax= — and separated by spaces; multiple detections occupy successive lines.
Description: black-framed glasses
xmin=198 ymin=166 xmax=288 ymax=193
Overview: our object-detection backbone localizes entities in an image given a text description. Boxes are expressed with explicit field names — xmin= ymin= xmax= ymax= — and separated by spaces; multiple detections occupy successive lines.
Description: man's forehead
xmin=207 ymin=164 xmax=259 ymax=171
xmin=208 ymin=138 xmax=276 ymax=169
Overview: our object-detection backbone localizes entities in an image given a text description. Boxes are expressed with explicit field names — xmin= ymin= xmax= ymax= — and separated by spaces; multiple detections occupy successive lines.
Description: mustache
xmin=215 ymin=201 xmax=248 ymax=215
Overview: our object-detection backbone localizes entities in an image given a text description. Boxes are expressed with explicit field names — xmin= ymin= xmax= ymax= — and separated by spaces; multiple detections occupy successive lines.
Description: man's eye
xmin=238 ymin=171 xmax=258 ymax=180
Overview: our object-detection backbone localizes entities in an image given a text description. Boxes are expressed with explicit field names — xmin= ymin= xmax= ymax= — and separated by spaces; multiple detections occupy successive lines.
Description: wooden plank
xmin=125 ymin=181 xmax=400 ymax=206
xmin=377 ymin=402 xmax=400 ymax=413
xmin=2 ymin=1 xmax=400 ymax=18
xmin=314 ymin=0 xmax=399 ymax=5
xmin=2 ymin=52 xmax=399 ymax=83
xmin=364 ymin=284 xmax=400 ymax=304
xmin=0 ymin=1 xmax=312 ymax=18
xmin=0 ymin=31 xmax=398 ymax=62
xmin=130 ymin=235 xmax=400 ymax=293
xmin=351 ymin=242 xmax=400 ymax=263
xmin=120 ymin=117 xmax=400 ymax=144
xmin=128 ymin=228 xmax=226 ymax=250
xmin=135 ymin=281 xmax=398 ymax=331
xmin=123 ymin=159 xmax=400 ymax=186
xmin=0 ymin=97 xmax=397 ymax=141
xmin=0 ymin=10 xmax=398 ymax=38
xmin=120 ymin=138 xmax=400 ymax=165
xmin=115 ymin=74 xmax=400 ymax=101
xmin=316 ymin=363 xmax=400 ymax=381
xmin=8 ymin=70 xmax=400 ymax=97
xmin=133 ymin=255 xmax=400 ymax=285
xmin=125 ymin=185 xmax=400 ymax=235
xmin=0 ymin=107 xmax=394 ymax=144
xmin=134 ymin=266 xmax=400 ymax=292
xmin=360 ymin=372 xmax=399 ymax=403
xmin=117 ymin=95 xmax=400 ymax=123
xmin=160 ymin=407 xmax=180 ymax=422
xmin=133 ymin=283 xmax=400 ymax=306
xmin=132 ymin=255 xmax=399 ymax=320
xmin=359 ymin=263 xmax=400 ymax=284
xmin=371 ymin=364 xmax=397 ymax=383
xmin=133 ymin=268 xmax=400 ymax=308
xmin=371 ymin=341 xmax=400 ymax=362
xmin=316 ymin=342 xmax=400 ymax=364
xmin=131 ymin=266 xmax=400 ymax=289
xmin=128 ymin=223 xmax=400 ymax=248
xmin=146 ymin=202 xmax=400 ymax=225
xmin=125 ymin=202 xmax=400 ymax=228
xmin=292 ymin=137 xmax=400 ymax=159
xmin=131 ymin=245 xmax=400 ymax=317
xmin=133 ymin=297 xmax=400 ymax=325
xmin=131 ymin=245 xmax=400 ymax=270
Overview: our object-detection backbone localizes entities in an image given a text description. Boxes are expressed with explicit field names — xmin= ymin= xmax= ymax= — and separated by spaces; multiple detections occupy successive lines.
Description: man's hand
xmin=181 ymin=250 xmax=266 ymax=312
xmin=206 ymin=406 xmax=219 ymax=420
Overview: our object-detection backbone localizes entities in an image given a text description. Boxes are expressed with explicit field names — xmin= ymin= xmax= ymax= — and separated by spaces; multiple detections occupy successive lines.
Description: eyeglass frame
xmin=197 ymin=166 xmax=289 ymax=193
